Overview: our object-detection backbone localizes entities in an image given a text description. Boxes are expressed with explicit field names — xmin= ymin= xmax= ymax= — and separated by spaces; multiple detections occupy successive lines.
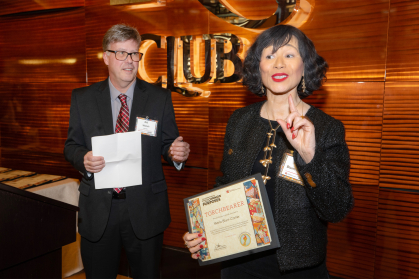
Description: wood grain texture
xmin=0 ymin=0 xmax=84 ymax=16
xmin=163 ymin=166 xmax=208 ymax=247
xmin=0 ymin=7 xmax=87 ymax=83
xmin=386 ymin=0 xmax=419 ymax=81
xmin=218 ymin=0 xmax=278 ymax=20
xmin=0 ymin=82 xmax=85 ymax=179
xmin=305 ymin=82 xmax=384 ymax=187
xmin=301 ymin=0 xmax=389 ymax=81
xmin=171 ymin=92 xmax=209 ymax=168
xmin=380 ymin=82 xmax=419 ymax=190
xmin=327 ymin=185 xmax=379 ymax=279
xmin=374 ymin=188 xmax=419 ymax=279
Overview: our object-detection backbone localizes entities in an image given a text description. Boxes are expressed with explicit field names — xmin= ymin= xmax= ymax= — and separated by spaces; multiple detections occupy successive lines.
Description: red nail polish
xmin=198 ymin=233 xmax=202 ymax=237
xmin=197 ymin=253 xmax=200 ymax=257
xmin=292 ymin=134 xmax=296 ymax=140
xmin=291 ymin=127 xmax=294 ymax=132
xmin=287 ymin=123 xmax=290 ymax=129
xmin=200 ymin=245 xmax=204 ymax=248
xmin=202 ymin=237 xmax=206 ymax=241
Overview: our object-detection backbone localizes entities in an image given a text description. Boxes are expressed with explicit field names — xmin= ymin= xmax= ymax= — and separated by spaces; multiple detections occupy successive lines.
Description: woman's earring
xmin=261 ymin=85 xmax=265 ymax=94
xmin=302 ymin=77 xmax=306 ymax=93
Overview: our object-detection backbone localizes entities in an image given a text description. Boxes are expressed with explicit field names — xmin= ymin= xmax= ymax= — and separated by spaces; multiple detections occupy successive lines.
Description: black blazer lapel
xmin=129 ymin=79 xmax=149 ymax=131
xmin=96 ymin=80 xmax=114 ymax=135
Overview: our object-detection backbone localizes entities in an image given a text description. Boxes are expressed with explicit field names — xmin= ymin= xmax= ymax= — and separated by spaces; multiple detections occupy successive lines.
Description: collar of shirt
xmin=109 ymin=77 xmax=136 ymax=104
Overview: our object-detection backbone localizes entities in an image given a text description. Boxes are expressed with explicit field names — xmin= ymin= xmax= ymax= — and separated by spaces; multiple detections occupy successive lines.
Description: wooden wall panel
xmin=218 ymin=0 xmax=277 ymax=20
xmin=171 ymin=92 xmax=209 ymax=168
xmin=380 ymin=82 xmax=419 ymax=191
xmin=301 ymin=0 xmax=389 ymax=81
xmin=386 ymin=0 xmax=419 ymax=81
xmin=327 ymin=185 xmax=379 ymax=279
xmin=305 ymin=82 xmax=384 ymax=186
xmin=0 ymin=82 xmax=84 ymax=178
xmin=0 ymin=0 xmax=84 ymax=16
xmin=163 ymin=166 xmax=208 ymax=247
xmin=0 ymin=8 xmax=87 ymax=83
xmin=374 ymin=189 xmax=419 ymax=279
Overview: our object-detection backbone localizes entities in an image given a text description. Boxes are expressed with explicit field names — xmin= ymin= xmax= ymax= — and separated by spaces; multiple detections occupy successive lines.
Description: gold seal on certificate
xmin=184 ymin=173 xmax=280 ymax=265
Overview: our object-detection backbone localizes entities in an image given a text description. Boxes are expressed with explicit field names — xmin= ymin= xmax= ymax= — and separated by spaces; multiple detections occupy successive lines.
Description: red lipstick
xmin=271 ymin=73 xmax=288 ymax=82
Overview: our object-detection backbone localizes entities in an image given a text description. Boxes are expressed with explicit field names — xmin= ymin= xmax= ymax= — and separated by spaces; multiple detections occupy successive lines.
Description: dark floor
xmin=160 ymin=246 xmax=342 ymax=279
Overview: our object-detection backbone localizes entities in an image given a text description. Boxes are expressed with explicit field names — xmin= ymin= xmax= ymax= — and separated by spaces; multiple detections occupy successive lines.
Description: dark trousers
xmin=81 ymin=198 xmax=164 ymax=279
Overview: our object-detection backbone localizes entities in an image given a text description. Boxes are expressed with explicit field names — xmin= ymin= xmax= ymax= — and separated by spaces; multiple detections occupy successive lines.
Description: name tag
xmin=135 ymin=117 xmax=158 ymax=137
xmin=278 ymin=150 xmax=304 ymax=186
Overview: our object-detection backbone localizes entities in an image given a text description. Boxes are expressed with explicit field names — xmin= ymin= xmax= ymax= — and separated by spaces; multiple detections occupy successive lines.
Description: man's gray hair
xmin=102 ymin=24 xmax=141 ymax=51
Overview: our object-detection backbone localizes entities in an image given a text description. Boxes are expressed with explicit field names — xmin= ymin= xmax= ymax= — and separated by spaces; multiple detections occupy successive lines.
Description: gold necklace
xmin=260 ymin=105 xmax=281 ymax=184
xmin=259 ymin=99 xmax=303 ymax=185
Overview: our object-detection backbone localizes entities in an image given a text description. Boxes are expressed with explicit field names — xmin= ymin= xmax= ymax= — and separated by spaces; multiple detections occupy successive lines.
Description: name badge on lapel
xmin=278 ymin=150 xmax=304 ymax=186
xmin=135 ymin=116 xmax=158 ymax=137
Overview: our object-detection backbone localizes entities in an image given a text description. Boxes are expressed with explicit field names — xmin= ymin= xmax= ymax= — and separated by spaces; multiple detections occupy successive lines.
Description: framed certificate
xmin=184 ymin=173 xmax=280 ymax=266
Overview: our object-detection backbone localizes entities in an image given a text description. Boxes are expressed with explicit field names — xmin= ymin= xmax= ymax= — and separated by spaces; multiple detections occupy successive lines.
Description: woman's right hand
xmin=183 ymin=232 xmax=206 ymax=259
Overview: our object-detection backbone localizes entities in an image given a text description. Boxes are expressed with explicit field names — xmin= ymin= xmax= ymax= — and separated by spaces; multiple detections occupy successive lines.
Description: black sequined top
xmin=215 ymin=101 xmax=354 ymax=271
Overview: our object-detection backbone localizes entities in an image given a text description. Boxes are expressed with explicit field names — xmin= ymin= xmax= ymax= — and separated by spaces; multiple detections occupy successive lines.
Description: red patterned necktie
xmin=114 ymin=94 xmax=129 ymax=193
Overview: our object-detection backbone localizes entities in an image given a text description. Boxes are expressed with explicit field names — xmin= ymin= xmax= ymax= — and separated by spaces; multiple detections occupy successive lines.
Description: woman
xmin=183 ymin=25 xmax=354 ymax=278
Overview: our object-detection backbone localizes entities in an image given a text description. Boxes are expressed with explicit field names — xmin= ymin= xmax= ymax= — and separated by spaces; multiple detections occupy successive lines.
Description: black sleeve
xmin=64 ymin=90 xmax=91 ymax=179
xmin=295 ymin=119 xmax=354 ymax=223
xmin=160 ymin=89 xmax=181 ymax=169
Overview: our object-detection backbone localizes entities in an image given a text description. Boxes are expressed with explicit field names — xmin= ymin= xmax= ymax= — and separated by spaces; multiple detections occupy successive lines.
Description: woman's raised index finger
xmin=288 ymin=95 xmax=296 ymax=113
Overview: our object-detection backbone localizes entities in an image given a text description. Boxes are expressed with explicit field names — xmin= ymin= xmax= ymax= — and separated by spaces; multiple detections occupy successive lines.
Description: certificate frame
xmin=183 ymin=173 xmax=280 ymax=266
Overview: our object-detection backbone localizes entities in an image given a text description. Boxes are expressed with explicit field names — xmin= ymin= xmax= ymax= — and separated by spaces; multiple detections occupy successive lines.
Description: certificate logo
xmin=239 ymin=232 xmax=251 ymax=247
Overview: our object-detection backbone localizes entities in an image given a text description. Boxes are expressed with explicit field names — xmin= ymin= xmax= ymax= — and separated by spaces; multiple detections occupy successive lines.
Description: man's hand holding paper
xmin=92 ymin=131 xmax=142 ymax=189
xmin=84 ymin=151 xmax=105 ymax=173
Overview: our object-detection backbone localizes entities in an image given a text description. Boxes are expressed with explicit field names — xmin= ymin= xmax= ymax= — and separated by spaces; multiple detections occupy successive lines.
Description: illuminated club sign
xmin=138 ymin=34 xmax=250 ymax=97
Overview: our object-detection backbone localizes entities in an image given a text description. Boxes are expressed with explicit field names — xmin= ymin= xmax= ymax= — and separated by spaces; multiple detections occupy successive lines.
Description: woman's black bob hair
xmin=242 ymin=24 xmax=328 ymax=98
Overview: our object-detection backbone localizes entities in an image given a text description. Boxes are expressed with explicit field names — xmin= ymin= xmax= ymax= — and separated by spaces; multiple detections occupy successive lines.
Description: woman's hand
xmin=276 ymin=95 xmax=316 ymax=163
xmin=183 ymin=232 xmax=206 ymax=259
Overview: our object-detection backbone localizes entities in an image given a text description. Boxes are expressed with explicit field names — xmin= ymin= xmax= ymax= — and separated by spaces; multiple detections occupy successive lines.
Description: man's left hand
xmin=170 ymin=136 xmax=190 ymax=163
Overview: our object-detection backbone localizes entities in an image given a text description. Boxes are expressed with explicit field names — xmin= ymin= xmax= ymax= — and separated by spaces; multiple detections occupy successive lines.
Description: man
xmin=64 ymin=24 xmax=190 ymax=279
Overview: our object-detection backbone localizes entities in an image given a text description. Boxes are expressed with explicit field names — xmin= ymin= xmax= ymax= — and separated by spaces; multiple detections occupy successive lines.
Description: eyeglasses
xmin=106 ymin=50 xmax=143 ymax=62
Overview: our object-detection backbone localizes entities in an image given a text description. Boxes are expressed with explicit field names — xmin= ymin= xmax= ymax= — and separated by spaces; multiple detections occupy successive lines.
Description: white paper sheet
xmin=92 ymin=131 xmax=142 ymax=189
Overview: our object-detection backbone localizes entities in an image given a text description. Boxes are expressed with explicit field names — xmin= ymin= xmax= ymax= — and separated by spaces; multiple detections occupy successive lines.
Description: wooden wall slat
xmin=0 ymin=0 xmax=84 ymax=16
xmin=301 ymin=0 xmax=389 ymax=81
xmin=380 ymin=82 xmax=419 ymax=191
xmin=0 ymin=82 xmax=85 ymax=178
xmin=171 ymin=92 xmax=209 ymax=168
xmin=375 ymin=189 xmax=419 ymax=279
xmin=305 ymin=81 xmax=384 ymax=189
xmin=163 ymin=166 xmax=208 ymax=247
xmin=0 ymin=8 xmax=87 ymax=83
xmin=386 ymin=0 xmax=419 ymax=81
xmin=327 ymin=185 xmax=379 ymax=279
xmin=218 ymin=0 xmax=278 ymax=20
